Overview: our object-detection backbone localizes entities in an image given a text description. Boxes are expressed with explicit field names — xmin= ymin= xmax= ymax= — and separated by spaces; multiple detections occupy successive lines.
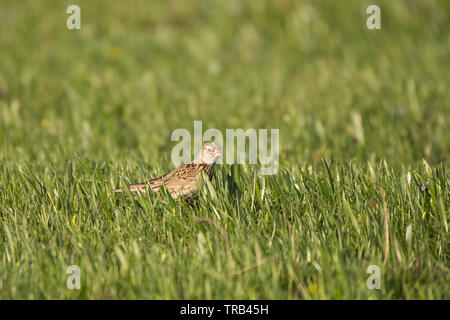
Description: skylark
xmin=113 ymin=141 xmax=222 ymax=200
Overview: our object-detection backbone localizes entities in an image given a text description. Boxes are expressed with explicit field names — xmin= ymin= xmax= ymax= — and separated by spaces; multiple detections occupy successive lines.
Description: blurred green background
xmin=0 ymin=0 xmax=448 ymax=166
xmin=0 ymin=0 xmax=448 ymax=299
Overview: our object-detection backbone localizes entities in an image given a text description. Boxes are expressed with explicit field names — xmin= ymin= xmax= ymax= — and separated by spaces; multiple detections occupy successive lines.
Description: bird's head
xmin=194 ymin=141 xmax=222 ymax=164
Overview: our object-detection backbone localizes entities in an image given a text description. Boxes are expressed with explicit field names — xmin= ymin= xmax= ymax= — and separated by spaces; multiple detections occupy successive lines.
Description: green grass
xmin=0 ymin=0 xmax=449 ymax=299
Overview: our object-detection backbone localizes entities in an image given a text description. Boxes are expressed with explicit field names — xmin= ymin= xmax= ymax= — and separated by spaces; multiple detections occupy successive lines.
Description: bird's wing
xmin=118 ymin=163 xmax=210 ymax=199
xmin=160 ymin=164 xmax=204 ymax=198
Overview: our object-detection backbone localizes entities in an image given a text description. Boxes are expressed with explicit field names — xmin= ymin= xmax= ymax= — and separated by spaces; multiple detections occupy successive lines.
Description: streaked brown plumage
xmin=113 ymin=142 xmax=222 ymax=200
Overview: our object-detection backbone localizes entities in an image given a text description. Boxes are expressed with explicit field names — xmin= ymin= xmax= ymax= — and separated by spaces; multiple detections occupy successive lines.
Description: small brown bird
xmin=113 ymin=141 xmax=222 ymax=200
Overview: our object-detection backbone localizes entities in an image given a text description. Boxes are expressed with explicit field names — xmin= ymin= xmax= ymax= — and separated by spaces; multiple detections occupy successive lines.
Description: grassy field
xmin=0 ymin=0 xmax=449 ymax=299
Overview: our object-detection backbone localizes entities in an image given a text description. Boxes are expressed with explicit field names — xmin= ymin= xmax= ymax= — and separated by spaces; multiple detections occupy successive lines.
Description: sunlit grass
xmin=0 ymin=0 xmax=448 ymax=299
